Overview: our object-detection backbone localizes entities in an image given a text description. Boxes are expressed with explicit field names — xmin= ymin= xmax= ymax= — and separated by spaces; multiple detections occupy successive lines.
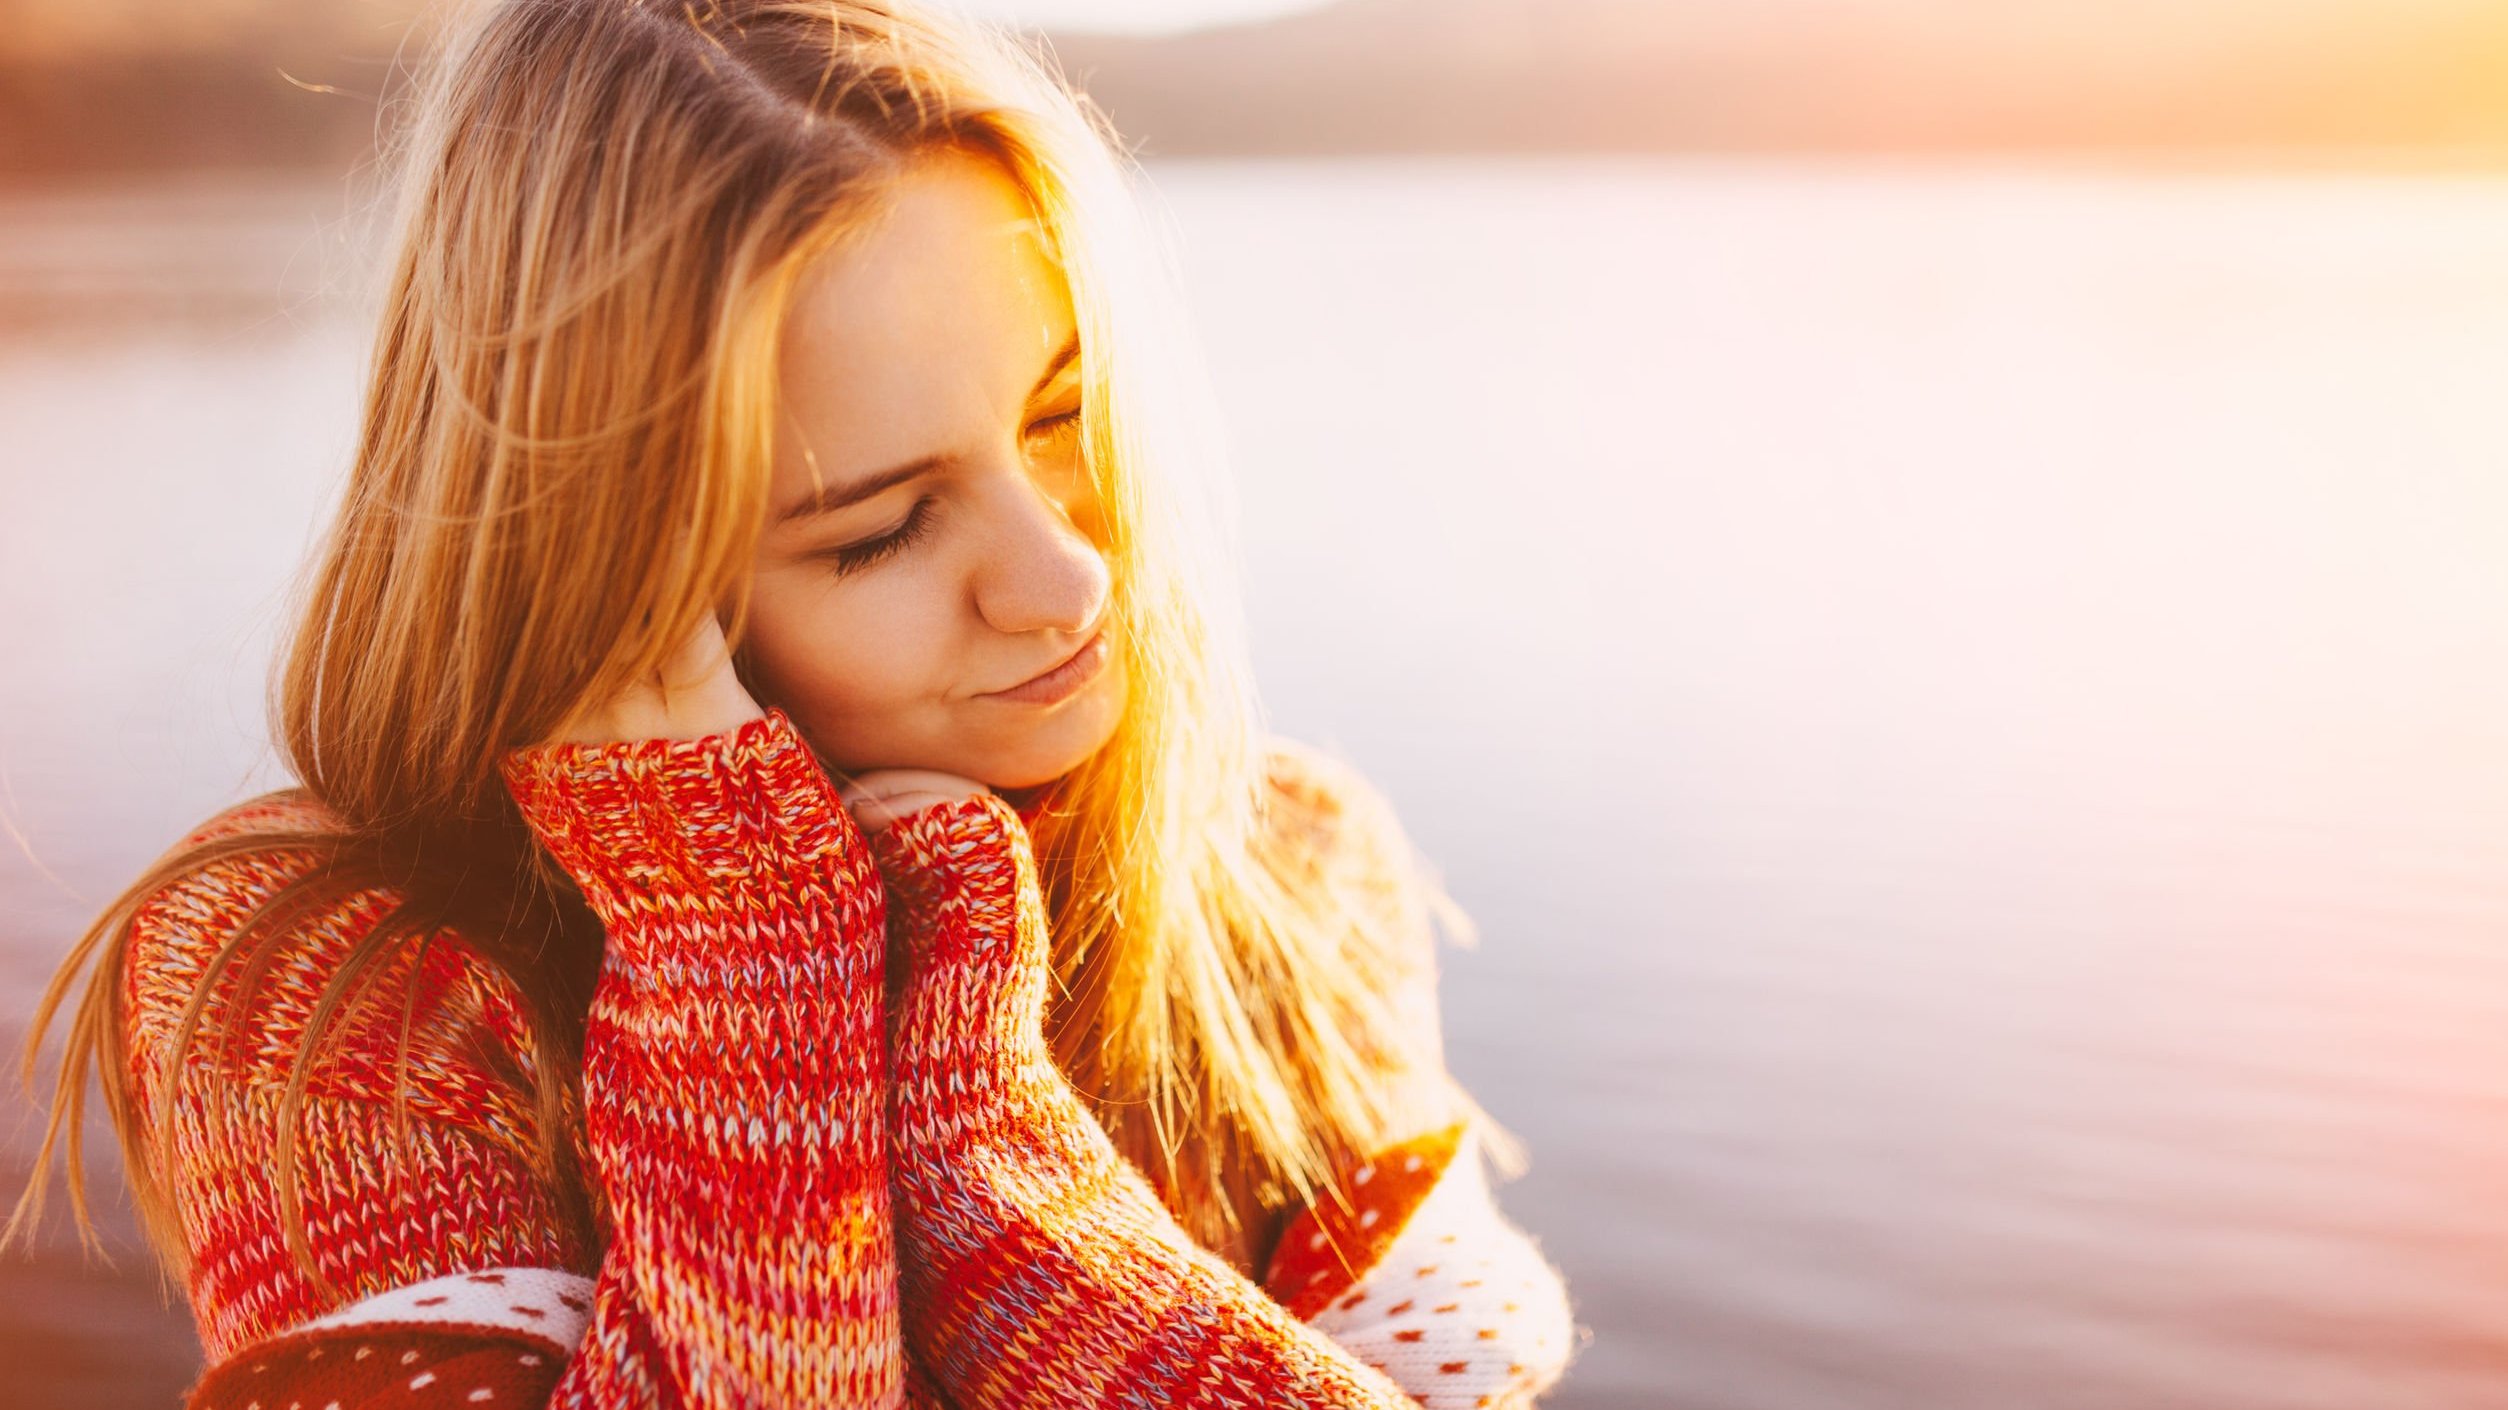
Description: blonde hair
xmin=7 ymin=0 xmax=1511 ymax=1296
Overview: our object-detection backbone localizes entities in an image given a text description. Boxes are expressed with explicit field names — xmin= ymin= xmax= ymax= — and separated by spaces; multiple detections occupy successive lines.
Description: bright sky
xmin=926 ymin=0 xmax=1342 ymax=36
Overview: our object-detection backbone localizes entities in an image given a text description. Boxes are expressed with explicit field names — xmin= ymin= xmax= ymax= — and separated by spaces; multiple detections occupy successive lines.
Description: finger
xmin=840 ymin=794 xmax=896 ymax=834
xmin=853 ymin=769 xmax=989 ymax=797
xmin=859 ymin=792 xmax=961 ymax=826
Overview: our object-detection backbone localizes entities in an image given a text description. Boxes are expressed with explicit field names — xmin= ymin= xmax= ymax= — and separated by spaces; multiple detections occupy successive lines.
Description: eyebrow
xmin=774 ymin=331 xmax=1082 ymax=528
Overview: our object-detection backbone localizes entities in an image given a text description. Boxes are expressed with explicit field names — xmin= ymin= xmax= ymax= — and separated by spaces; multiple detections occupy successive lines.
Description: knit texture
xmin=127 ymin=712 xmax=1578 ymax=1408
xmin=874 ymin=789 xmax=1487 ymax=1407
xmin=134 ymin=711 xmax=910 ymax=1407
xmin=497 ymin=711 xmax=905 ymax=1406
xmin=124 ymin=800 xmax=594 ymax=1368
xmin=175 ymin=1126 xmax=1575 ymax=1410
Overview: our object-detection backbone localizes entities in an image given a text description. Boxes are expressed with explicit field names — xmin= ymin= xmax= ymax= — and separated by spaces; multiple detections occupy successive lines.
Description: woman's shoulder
xmin=1257 ymin=733 xmax=1369 ymax=801
xmin=1251 ymin=739 xmax=1476 ymax=1174
xmin=173 ymin=789 xmax=342 ymax=849
xmin=1256 ymin=736 xmax=1412 ymax=874
xmin=131 ymin=791 xmax=354 ymax=979
xmin=133 ymin=790 xmax=362 ymax=976
xmin=1258 ymin=737 xmax=1434 ymax=912
xmin=124 ymin=792 xmax=539 ymax=1114
xmin=1254 ymin=736 xmax=1446 ymax=1029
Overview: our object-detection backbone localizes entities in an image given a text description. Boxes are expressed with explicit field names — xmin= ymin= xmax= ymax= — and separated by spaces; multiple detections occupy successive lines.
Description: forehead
xmin=774 ymin=150 xmax=1075 ymax=490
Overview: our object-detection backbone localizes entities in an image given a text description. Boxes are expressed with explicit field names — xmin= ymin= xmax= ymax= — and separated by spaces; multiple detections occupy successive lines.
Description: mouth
xmin=983 ymin=626 xmax=1111 ymax=704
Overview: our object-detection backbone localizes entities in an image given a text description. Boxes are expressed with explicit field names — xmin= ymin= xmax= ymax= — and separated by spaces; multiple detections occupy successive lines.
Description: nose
xmin=970 ymin=458 xmax=1112 ymax=639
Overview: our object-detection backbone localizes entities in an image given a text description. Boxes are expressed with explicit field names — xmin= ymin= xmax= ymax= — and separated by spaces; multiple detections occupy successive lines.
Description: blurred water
xmin=5 ymin=157 xmax=2508 ymax=1408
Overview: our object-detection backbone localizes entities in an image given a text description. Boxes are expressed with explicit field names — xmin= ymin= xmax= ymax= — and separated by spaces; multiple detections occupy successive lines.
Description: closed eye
xmin=818 ymin=409 xmax=1080 ymax=578
xmin=821 ymin=495 xmax=940 ymax=576
xmin=1026 ymin=407 xmax=1082 ymax=442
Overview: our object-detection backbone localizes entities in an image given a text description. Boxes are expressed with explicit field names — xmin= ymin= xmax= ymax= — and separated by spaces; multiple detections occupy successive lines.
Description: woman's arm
xmin=501 ymin=710 xmax=905 ymax=1406
xmin=152 ymin=710 xmax=911 ymax=1408
xmin=1251 ymin=810 xmax=1581 ymax=1408
xmin=873 ymin=791 xmax=1517 ymax=1408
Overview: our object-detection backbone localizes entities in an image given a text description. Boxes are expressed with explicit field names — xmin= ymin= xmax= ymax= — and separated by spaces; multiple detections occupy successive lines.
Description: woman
xmin=6 ymin=1 xmax=1578 ymax=1405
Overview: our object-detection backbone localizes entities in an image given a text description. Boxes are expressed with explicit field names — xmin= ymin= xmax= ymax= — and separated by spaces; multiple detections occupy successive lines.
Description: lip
xmin=983 ymin=627 xmax=1111 ymax=705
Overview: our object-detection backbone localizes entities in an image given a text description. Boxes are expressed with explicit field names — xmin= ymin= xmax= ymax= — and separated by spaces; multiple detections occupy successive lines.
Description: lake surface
xmin=5 ymin=156 xmax=2508 ymax=1408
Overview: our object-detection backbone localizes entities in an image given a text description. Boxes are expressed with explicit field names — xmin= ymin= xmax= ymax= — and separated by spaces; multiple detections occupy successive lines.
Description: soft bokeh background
xmin=7 ymin=2 xmax=2508 ymax=1407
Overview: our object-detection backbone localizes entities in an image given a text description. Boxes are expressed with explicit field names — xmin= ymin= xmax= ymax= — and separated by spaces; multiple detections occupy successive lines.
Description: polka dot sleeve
xmin=178 ymin=1268 xmax=959 ymax=1409
xmin=1262 ymin=1122 xmax=1582 ymax=1409
xmin=178 ymin=1268 xmax=590 ymax=1408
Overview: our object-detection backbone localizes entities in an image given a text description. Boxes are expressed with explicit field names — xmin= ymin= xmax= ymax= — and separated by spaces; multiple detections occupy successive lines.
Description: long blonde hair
xmin=7 ymin=0 xmax=1509 ymax=1296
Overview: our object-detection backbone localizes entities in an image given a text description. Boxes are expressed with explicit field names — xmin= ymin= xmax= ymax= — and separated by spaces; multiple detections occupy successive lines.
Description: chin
xmin=980 ymin=672 xmax=1127 ymax=791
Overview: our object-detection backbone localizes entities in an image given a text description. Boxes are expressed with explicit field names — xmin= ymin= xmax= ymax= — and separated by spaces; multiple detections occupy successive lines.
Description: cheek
xmin=743 ymin=568 xmax=946 ymax=719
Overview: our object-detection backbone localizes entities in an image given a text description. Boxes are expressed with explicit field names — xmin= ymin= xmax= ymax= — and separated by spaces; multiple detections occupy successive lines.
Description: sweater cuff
xmin=866 ymin=791 xmax=1028 ymax=950
xmin=498 ymin=709 xmax=872 ymax=959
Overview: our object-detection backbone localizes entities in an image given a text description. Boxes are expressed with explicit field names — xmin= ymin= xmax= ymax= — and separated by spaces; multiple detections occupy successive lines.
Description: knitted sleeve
xmin=873 ymin=790 xmax=1561 ymax=1408
xmin=145 ymin=710 xmax=912 ymax=1408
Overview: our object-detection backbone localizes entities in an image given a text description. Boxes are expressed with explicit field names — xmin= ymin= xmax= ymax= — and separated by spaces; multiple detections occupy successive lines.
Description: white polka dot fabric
xmin=1309 ymin=1126 xmax=1581 ymax=1408
xmin=296 ymin=1266 xmax=595 ymax=1354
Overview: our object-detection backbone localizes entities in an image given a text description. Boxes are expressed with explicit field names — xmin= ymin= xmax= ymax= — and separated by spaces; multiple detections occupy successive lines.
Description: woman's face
xmin=740 ymin=148 xmax=1126 ymax=791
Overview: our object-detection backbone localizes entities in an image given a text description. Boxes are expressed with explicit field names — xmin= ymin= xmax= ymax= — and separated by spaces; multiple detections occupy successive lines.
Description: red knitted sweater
xmin=123 ymin=711 xmax=1577 ymax=1408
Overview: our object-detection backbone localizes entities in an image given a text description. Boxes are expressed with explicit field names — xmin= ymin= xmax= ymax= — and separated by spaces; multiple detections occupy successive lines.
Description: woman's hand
xmin=553 ymin=612 xmax=764 ymax=745
xmin=837 ymin=768 xmax=992 ymax=837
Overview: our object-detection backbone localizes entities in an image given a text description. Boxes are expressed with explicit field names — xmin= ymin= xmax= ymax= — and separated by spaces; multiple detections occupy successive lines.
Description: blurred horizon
xmin=5 ymin=0 xmax=2508 ymax=180
xmin=9 ymin=4 xmax=2508 ymax=1407
xmin=10 ymin=156 xmax=2508 ymax=1408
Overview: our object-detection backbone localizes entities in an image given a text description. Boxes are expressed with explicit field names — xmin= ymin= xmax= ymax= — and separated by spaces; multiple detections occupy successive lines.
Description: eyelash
xmin=821 ymin=409 xmax=1082 ymax=576
xmin=826 ymin=495 xmax=940 ymax=575
xmin=1028 ymin=408 xmax=1083 ymax=443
